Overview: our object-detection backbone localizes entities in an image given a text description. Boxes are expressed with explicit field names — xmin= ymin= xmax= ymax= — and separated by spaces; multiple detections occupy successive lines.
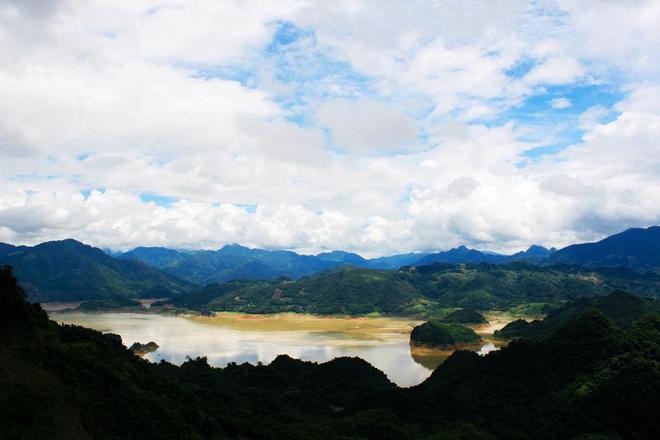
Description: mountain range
xmin=2 ymin=225 xmax=660 ymax=302
xmin=117 ymin=226 xmax=660 ymax=285
xmin=116 ymin=244 xmax=431 ymax=285
xmin=114 ymin=242 xmax=557 ymax=285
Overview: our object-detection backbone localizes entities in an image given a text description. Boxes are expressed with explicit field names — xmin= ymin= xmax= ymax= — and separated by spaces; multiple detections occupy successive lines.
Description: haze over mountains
xmin=1 ymin=226 xmax=659 ymax=302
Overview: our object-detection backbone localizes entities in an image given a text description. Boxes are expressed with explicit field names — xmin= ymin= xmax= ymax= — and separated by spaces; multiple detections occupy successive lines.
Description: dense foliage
xmin=0 ymin=240 xmax=194 ymax=301
xmin=440 ymin=308 xmax=487 ymax=323
xmin=410 ymin=321 xmax=481 ymax=347
xmin=160 ymin=263 xmax=660 ymax=316
xmin=2 ymin=266 xmax=659 ymax=439
xmin=495 ymin=290 xmax=660 ymax=340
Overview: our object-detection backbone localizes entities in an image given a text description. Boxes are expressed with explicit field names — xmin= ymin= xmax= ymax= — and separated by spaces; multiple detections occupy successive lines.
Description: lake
xmin=49 ymin=311 xmax=511 ymax=387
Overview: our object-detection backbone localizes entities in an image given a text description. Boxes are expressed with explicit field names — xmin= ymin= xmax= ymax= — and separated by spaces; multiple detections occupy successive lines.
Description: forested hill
xmin=1 ymin=266 xmax=658 ymax=439
xmin=0 ymin=240 xmax=194 ymax=302
xmin=159 ymin=262 xmax=660 ymax=315
xmin=495 ymin=290 xmax=660 ymax=340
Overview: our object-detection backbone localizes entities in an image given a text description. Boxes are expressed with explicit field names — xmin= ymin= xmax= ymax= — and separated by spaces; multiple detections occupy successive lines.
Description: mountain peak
xmin=316 ymin=250 xmax=367 ymax=264
xmin=219 ymin=243 xmax=250 ymax=251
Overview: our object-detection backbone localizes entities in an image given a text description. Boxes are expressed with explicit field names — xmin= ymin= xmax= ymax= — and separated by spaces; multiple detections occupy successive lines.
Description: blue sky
xmin=0 ymin=0 xmax=659 ymax=255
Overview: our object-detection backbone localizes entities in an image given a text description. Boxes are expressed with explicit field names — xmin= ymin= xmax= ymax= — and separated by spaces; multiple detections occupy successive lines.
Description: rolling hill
xmin=160 ymin=262 xmax=660 ymax=315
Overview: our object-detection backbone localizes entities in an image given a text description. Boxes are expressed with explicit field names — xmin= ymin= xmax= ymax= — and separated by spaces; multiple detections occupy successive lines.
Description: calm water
xmin=49 ymin=311 xmax=508 ymax=387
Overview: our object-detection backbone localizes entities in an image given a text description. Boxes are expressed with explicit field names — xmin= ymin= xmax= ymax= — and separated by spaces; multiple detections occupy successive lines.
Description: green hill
xmin=204 ymin=267 xmax=419 ymax=315
xmin=0 ymin=240 xmax=194 ymax=302
xmin=160 ymin=262 xmax=660 ymax=316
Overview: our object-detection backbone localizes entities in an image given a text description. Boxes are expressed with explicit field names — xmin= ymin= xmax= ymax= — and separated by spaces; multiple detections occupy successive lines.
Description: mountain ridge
xmin=4 ymin=225 xmax=660 ymax=302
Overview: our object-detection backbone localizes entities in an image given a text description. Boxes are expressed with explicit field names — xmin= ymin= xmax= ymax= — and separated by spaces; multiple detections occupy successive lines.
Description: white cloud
xmin=578 ymin=105 xmax=609 ymax=131
xmin=316 ymin=98 xmax=417 ymax=153
xmin=0 ymin=0 xmax=659 ymax=256
xmin=550 ymin=98 xmax=571 ymax=109
xmin=524 ymin=57 xmax=584 ymax=86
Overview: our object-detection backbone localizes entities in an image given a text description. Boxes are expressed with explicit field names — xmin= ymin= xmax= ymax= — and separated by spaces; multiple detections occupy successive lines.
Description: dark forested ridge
xmin=159 ymin=262 xmax=660 ymax=316
xmin=1 ymin=266 xmax=658 ymax=439
xmin=0 ymin=240 xmax=194 ymax=302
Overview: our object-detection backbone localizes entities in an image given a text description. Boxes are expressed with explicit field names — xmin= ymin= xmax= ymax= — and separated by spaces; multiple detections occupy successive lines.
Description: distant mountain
xmin=115 ymin=226 xmax=660 ymax=284
xmin=509 ymin=245 xmax=556 ymax=262
xmin=118 ymin=244 xmax=338 ymax=285
xmin=117 ymin=245 xmax=430 ymax=285
xmin=366 ymin=252 xmax=429 ymax=269
xmin=417 ymin=246 xmax=505 ymax=265
xmin=315 ymin=250 xmax=368 ymax=266
xmin=417 ymin=244 xmax=555 ymax=266
xmin=314 ymin=250 xmax=429 ymax=269
xmin=0 ymin=239 xmax=194 ymax=302
xmin=118 ymin=246 xmax=188 ymax=269
xmin=547 ymin=226 xmax=660 ymax=273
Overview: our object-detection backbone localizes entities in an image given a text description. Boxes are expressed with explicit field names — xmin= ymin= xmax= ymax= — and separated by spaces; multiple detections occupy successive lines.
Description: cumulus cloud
xmin=524 ymin=57 xmax=585 ymax=86
xmin=1 ymin=0 xmax=659 ymax=256
xmin=316 ymin=98 xmax=417 ymax=153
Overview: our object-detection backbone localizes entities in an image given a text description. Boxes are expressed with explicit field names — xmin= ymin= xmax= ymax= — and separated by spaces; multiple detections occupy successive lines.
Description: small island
xmin=441 ymin=308 xmax=487 ymax=324
xmin=410 ymin=320 xmax=481 ymax=348
xmin=129 ymin=341 xmax=159 ymax=356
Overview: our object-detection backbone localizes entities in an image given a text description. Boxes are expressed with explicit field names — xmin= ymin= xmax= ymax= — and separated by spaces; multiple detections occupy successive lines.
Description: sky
xmin=1 ymin=0 xmax=659 ymax=256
